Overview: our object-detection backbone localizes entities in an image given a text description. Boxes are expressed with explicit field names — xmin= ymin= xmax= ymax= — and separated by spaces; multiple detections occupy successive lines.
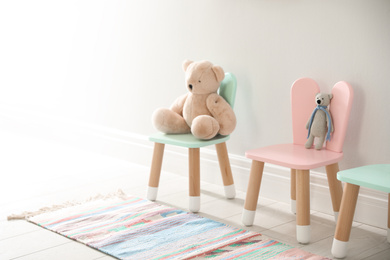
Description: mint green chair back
xmin=219 ymin=73 xmax=237 ymax=109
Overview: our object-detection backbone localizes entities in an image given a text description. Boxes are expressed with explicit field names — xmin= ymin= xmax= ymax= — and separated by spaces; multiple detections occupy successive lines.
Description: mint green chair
xmin=332 ymin=164 xmax=390 ymax=258
xmin=147 ymin=73 xmax=237 ymax=213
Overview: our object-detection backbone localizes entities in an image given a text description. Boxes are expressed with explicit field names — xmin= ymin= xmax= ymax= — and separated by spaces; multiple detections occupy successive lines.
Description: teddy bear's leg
xmin=152 ymin=108 xmax=191 ymax=134
xmin=305 ymin=135 xmax=315 ymax=149
xmin=315 ymin=135 xmax=326 ymax=150
xmin=206 ymin=93 xmax=236 ymax=136
xmin=191 ymin=115 xmax=220 ymax=140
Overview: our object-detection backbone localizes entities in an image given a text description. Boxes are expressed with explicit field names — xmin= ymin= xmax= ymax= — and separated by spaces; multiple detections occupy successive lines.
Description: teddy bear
xmin=152 ymin=60 xmax=236 ymax=140
xmin=305 ymin=93 xmax=334 ymax=150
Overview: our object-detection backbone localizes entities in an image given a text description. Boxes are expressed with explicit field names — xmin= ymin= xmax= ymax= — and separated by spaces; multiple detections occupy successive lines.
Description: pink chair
xmin=242 ymin=78 xmax=354 ymax=244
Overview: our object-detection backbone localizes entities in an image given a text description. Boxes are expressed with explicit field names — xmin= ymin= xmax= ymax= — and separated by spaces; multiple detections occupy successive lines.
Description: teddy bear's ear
xmin=212 ymin=65 xmax=225 ymax=82
xmin=329 ymin=94 xmax=333 ymax=100
xmin=182 ymin=60 xmax=193 ymax=72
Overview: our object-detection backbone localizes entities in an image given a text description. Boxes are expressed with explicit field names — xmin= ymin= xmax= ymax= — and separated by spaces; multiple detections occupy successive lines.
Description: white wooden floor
xmin=1 ymin=129 xmax=390 ymax=260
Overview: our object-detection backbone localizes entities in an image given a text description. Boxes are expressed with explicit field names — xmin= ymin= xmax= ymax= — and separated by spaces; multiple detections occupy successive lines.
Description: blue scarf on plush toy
xmin=307 ymin=105 xmax=332 ymax=141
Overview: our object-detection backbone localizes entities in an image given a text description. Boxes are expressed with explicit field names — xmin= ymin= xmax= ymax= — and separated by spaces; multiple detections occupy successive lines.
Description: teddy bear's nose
xmin=316 ymin=99 xmax=321 ymax=104
xmin=189 ymin=84 xmax=193 ymax=90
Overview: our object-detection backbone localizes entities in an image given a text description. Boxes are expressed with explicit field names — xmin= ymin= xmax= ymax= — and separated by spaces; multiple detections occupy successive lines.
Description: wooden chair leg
xmin=147 ymin=143 xmax=165 ymax=201
xmin=388 ymin=193 xmax=390 ymax=243
xmin=189 ymin=148 xmax=200 ymax=213
xmin=242 ymin=160 xmax=264 ymax=226
xmin=332 ymin=183 xmax=360 ymax=258
xmin=296 ymin=169 xmax=310 ymax=244
xmin=291 ymin=169 xmax=296 ymax=214
xmin=215 ymin=142 xmax=235 ymax=199
xmin=326 ymin=163 xmax=343 ymax=222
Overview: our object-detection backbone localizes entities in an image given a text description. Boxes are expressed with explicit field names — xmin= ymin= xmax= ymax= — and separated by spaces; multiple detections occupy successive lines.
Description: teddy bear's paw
xmin=315 ymin=136 xmax=326 ymax=150
xmin=206 ymin=93 xmax=236 ymax=136
xmin=305 ymin=138 xmax=314 ymax=149
xmin=206 ymin=93 xmax=222 ymax=108
xmin=152 ymin=108 xmax=190 ymax=134
xmin=191 ymin=115 xmax=220 ymax=140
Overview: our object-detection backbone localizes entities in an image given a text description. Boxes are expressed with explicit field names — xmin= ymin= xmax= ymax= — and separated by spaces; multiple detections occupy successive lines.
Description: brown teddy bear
xmin=152 ymin=60 xmax=236 ymax=140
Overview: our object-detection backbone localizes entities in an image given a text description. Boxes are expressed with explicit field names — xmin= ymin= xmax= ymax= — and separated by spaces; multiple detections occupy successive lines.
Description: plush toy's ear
xmin=212 ymin=65 xmax=225 ymax=82
xmin=183 ymin=60 xmax=193 ymax=72
xmin=329 ymin=94 xmax=333 ymax=100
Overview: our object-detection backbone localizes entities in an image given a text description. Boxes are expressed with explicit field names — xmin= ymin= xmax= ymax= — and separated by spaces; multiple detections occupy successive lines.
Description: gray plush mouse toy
xmin=305 ymin=93 xmax=334 ymax=150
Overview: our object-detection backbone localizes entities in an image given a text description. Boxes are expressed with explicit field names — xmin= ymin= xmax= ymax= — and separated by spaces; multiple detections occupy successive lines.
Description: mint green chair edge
xmin=332 ymin=164 xmax=390 ymax=258
xmin=147 ymin=72 xmax=237 ymax=213
xmin=149 ymin=133 xmax=230 ymax=149
xmin=337 ymin=164 xmax=390 ymax=193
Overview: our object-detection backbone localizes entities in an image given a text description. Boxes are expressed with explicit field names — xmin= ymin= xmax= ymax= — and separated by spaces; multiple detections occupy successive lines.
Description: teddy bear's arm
xmin=206 ymin=93 xmax=236 ymax=135
xmin=327 ymin=110 xmax=334 ymax=132
xmin=170 ymin=93 xmax=188 ymax=116
xmin=306 ymin=117 xmax=311 ymax=129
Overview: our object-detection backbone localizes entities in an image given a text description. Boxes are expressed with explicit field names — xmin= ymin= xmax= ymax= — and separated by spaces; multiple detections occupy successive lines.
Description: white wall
xmin=1 ymin=2 xmax=389 ymax=179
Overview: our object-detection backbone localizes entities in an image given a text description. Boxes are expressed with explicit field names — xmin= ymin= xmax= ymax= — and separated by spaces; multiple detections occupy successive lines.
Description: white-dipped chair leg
xmin=296 ymin=225 xmax=311 ymax=244
xmin=291 ymin=199 xmax=296 ymax=214
xmin=334 ymin=211 xmax=339 ymax=223
xmin=332 ymin=238 xmax=349 ymax=258
xmin=224 ymin=184 xmax=236 ymax=199
xmin=242 ymin=209 xmax=256 ymax=226
xmin=189 ymin=196 xmax=200 ymax=213
xmin=147 ymin=186 xmax=158 ymax=201
xmin=387 ymin=229 xmax=390 ymax=243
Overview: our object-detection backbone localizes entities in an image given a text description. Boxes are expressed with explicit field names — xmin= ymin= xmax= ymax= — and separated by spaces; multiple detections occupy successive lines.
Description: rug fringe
xmin=7 ymin=189 xmax=128 ymax=221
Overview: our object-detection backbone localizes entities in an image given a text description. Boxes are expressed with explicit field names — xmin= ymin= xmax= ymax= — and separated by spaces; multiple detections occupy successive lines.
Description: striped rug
xmin=26 ymin=193 xmax=330 ymax=260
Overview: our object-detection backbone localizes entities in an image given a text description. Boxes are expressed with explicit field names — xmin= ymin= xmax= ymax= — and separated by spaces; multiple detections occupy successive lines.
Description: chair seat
xmin=245 ymin=143 xmax=343 ymax=170
xmin=149 ymin=132 xmax=230 ymax=148
xmin=332 ymin=164 xmax=390 ymax=258
xmin=337 ymin=164 xmax=390 ymax=193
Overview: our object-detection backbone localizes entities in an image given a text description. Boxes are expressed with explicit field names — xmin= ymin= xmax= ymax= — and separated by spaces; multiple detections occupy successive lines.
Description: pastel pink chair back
xmin=291 ymin=78 xmax=320 ymax=146
xmin=291 ymin=78 xmax=353 ymax=153
xmin=326 ymin=81 xmax=354 ymax=152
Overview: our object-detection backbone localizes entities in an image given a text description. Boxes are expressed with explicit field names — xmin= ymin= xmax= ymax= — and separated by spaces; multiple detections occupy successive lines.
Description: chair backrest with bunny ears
xmin=326 ymin=81 xmax=354 ymax=152
xmin=291 ymin=78 xmax=320 ymax=146
xmin=291 ymin=78 xmax=353 ymax=153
